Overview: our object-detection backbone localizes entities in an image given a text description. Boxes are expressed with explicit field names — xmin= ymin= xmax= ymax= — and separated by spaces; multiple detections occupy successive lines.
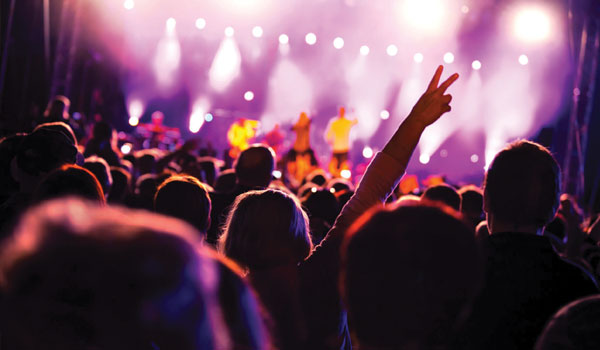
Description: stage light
xmin=311 ymin=187 xmax=317 ymax=193
xmin=120 ymin=143 xmax=132 ymax=155
xmin=209 ymin=37 xmax=241 ymax=92
xmin=330 ymin=188 xmax=336 ymax=194
xmin=128 ymin=117 xmax=139 ymax=127
xmin=166 ymin=18 xmax=176 ymax=33
xmin=305 ymin=33 xmax=317 ymax=45
xmin=341 ymin=170 xmax=352 ymax=179
xmin=272 ymin=170 xmax=282 ymax=179
xmin=400 ymin=0 xmax=446 ymax=35
xmin=440 ymin=149 xmax=448 ymax=158
xmin=244 ymin=91 xmax=255 ymax=101
xmin=362 ymin=146 xmax=374 ymax=158
xmin=443 ymin=52 xmax=454 ymax=63
xmin=519 ymin=54 xmax=529 ymax=65
xmin=279 ymin=34 xmax=289 ymax=45
xmin=470 ymin=154 xmax=479 ymax=163
xmin=204 ymin=113 xmax=213 ymax=122
xmin=380 ymin=110 xmax=390 ymax=120
xmin=189 ymin=110 xmax=205 ymax=133
xmin=419 ymin=154 xmax=430 ymax=164
xmin=461 ymin=5 xmax=469 ymax=14
xmin=513 ymin=7 xmax=551 ymax=43
xmin=413 ymin=52 xmax=424 ymax=63
xmin=386 ymin=44 xmax=398 ymax=56
xmin=360 ymin=45 xmax=370 ymax=56
xmin=128 ymin=99 xmax=144 ymax=119
xmin=123 ymin=0 xmax=134 ymax=10
xmin=225 ymin=26 xmax=234 ymax=37
xmin=252 ymin=26 xmax=263 ymax=38
xmin=333 ymin=37 xmax=344 ymax=49
xmin=472 ymin=60 xmax=482 ymax=70
xmin=195 ymin=18 xmax=206 ymax=30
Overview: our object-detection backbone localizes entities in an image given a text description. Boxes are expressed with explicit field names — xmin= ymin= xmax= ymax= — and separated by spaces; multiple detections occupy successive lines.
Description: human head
xmin=108 ymin=166 xmax=131 ymax=204
xmin=0 ymin=198 xmax=252 ymax=349
xmin=536 ymin=295 xmax=600 ymax=350
xmin=12 ymin=127 xmax=78 ymax=192
xmin=342 ymin=204 xmax=482 ymax=348
xmin=483 ymin=140 xmax=560 ymax=232
xmin=91 ymin=121 xmax=114 ymax=141
xmin=339 ymin=107 xmax=345 ymax=118
xmin=458 ymin=185 xmax=484 ymax=229
xmin=422 ymin=184 xmax=461 ymax=211
xmin=33 ymin=164 xmax=105 ymax=204
xmin=34 ymin=121 xmax=77 ymax=147
xmin=83 ymin=156 xmax=113 ymax=197
xmin=154 ymin=175 xmax=212 ymax=237
xmin=151 ymin=111 xmax=164 ymax=125
xmin=234 ymin=145 xmax=275 ymax=188
xmin=221 ymin=189 xmax=312 ymax=270
xmin=43 ymin=95 xmax=70 ymax=122
xmin=0 ymin=134 xmax=27 ymax=196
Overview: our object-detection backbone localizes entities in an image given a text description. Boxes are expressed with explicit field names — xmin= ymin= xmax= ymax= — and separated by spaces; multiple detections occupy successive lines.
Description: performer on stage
xmin=227 ymin=118 xmax=260 ymax=159
xmin=325 ymin=107 xmax=357 ymax=177
xmin=286 ymin=112 xmax=318 ymax=187
xmin=136 ymin=111 xmax=181 ymax=149
xmin=263 ymin=123 xmax=285 ymax=158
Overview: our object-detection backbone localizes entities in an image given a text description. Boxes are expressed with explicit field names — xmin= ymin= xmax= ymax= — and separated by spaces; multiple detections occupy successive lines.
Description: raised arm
xmin=309 ymin=65 xmax=459 ymax=256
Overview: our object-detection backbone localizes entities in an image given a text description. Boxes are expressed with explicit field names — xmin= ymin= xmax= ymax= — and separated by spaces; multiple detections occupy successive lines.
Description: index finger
xmin=427 ymin=65 xmax=444 ymax=92
xmin=437 ymin=73 xmax=459 ymax=94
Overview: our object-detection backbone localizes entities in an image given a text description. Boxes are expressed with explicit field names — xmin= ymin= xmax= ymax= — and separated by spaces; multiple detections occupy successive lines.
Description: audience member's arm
xmin=313 ymin=66 xmax=459 ymax=252
xmin=156 ymin=139 xmax=198 ymax=172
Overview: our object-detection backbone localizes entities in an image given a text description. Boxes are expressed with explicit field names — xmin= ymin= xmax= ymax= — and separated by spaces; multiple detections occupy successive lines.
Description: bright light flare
xmin=128 ymin=99 xmax=144 ymax=119
xmin=386 ymin=44 xmax=398 ymax=56
xmin=209 ymin=37 xmax=241 ymax=92
xmin=252 ymin=26 xmax=263 ymax=38
xmin=472 ymin=60 xmax=482 ymax=70
xmin=380 ymin=110 xmax=390 ymax=120
xmin=518 ymin=54 xmax=529 ymax=65
xmin=195 ymin=18 xmax=206 ymax=30
xmin=225 ymin=26 xmax=235 ymax=37
xmin=340 ymin=170 xmax=352 ymax=179
xmin=413 ymin=53 xmax=424 ymax=63
xmin=128 ymin=117 xmax=139 ymax=127
xmin=513 ymin=7 xmax=552 ymax=43
xmin=360 ymin=45 xmax=370 ymax=56
xmin=333 ymin=37 xmax=344 ymax=49
xmin=244 ymin=91 xmax=255 ymax=101
xmin=123 ymin=0 xmax=134 ymax=10
xmin=189 ymin=98 xmax=209 ymax=133
xmin=419 ymin=154 xmax=430 ymax=164
xmin=443 ymin=52 xmax=455 ymax=63
xmin=401 ymin=0 xmax=446 ymax=35
xmin=470 ymin=154 xmax=479 ymax=163
xmin=272 ymin=170 xmax=282 ymax=179
xmin=305 ymin=33 xmax=317 ymax=45
xmin=166 ymin=18 xmax=176 ymax=34
xmin=205 ymin=113 xmax=213 ymax=122
xmin=120 ymin=143 xmax=132 ymax=154
xmin=279 ymin=34 xmax=289 ymax=45
xmin=362 ymin=146 xmax=374 ymax=158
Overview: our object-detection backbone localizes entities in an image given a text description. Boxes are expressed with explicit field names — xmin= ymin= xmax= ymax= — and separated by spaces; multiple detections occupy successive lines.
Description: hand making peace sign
xmin=408 ymin=65 xmax=459 ymax=128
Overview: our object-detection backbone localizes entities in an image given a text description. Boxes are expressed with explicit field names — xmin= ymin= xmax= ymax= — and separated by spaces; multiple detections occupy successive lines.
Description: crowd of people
xmin=0 ymin=65 xmax=600 ymax=349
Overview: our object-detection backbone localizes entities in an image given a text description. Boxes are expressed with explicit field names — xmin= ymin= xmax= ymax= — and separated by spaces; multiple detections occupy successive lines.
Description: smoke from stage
xmin=68 ymin=0 xmax=572 ymax=182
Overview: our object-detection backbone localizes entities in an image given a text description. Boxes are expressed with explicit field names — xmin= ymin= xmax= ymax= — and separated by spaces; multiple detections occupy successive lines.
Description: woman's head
xmin=221 ymin=189 xmax=312 ymax=270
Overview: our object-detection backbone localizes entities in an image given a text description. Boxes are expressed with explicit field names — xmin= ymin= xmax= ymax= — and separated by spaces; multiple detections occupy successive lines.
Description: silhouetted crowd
xmin=1 ymin=66 xmax=600 ymax=349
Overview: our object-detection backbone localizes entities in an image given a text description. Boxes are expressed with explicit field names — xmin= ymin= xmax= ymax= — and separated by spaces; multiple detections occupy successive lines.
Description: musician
xmin=325 ymin=107 xmax=357 ymax=177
